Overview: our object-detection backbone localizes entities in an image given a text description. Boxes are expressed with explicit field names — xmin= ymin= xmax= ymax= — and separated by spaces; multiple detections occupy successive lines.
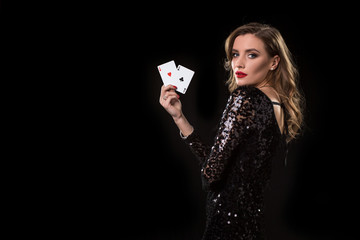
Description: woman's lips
xmin=235 ymin=71 xmax=248 ymax=78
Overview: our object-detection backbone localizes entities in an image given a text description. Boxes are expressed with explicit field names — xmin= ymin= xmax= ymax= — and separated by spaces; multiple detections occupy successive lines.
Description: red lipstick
xmin=235 ymin=71 xmax=248 ymax=78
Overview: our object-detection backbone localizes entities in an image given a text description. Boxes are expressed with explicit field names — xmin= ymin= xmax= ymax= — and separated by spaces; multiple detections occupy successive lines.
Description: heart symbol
xmin=167 ymin=72 xmax=171 ymax=77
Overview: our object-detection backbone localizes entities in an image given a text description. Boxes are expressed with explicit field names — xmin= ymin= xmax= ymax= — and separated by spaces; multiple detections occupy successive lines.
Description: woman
xmin=159 ymin=22 xmax=304 ymax=239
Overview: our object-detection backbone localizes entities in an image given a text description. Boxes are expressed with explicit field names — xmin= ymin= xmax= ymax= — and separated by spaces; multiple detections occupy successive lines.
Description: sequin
xmin=183 ymin=86 xmax=287 ymax=239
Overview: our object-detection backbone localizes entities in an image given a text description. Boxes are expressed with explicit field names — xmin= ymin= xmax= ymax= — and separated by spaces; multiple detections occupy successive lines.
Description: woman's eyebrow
xmin=245 ymin=48 xmax=261 ymax=53
xmin=232 ymin=48 xmax=261 ymax=53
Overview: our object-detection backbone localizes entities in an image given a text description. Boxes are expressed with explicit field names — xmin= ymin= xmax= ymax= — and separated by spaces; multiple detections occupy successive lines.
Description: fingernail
xmin=173 ymin=85 xmax=177 ymax=89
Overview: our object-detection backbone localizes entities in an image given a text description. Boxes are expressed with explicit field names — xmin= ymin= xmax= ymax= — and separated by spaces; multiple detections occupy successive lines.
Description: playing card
xmin=157 ymin=60 xmax=195 ymax=94
xmin=157 ymin=60 xmax=178 ymax=86
xmin=176 ymin=65 xmax=195 ymax=94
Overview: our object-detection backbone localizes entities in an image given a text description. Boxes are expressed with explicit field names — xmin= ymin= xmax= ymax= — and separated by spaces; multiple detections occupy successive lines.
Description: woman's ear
xmin=270 ymin=55 xmax=280 ymax=70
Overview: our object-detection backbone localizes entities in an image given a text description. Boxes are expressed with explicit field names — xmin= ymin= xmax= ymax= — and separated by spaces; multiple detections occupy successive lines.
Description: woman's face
xmin=231 ymin=34 xmax=279 ymax=87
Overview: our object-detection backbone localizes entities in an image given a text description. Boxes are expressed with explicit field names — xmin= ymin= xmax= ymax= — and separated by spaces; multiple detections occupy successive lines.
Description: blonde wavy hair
xmin=224 ymin=22 xmax=304 ymax=142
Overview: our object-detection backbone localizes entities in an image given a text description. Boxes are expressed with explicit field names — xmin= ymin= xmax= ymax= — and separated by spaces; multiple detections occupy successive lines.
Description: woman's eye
xmin=248 ymin=53 xmax=258 ymax=59
xmin=232 ymin=52 xmax=239 ymax=58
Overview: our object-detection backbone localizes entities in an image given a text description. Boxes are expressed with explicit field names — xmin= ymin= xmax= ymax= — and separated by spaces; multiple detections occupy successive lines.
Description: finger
xmin=164 ymin=94 xmax=180 ymax=105
xmin=162 ymin=84 xmax=178 ymax=93
xmin=160 ymin=91 xmax=179 ymax=103
xmin=160 ymin=85 xmax=178 ymax=101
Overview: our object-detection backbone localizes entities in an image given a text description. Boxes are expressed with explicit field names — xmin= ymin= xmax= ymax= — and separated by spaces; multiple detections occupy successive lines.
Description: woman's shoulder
xmin=231 ymin=86 xmax=274 ymax=115
xmin=232 ymin=86 xmax=270 ymax=103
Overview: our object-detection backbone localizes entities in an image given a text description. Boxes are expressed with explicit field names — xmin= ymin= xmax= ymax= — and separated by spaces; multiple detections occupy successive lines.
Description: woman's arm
xmin=200 ymin=87 xmax=255 ymax=190
xmin=160 ymin=84 xmax=209 ymax=166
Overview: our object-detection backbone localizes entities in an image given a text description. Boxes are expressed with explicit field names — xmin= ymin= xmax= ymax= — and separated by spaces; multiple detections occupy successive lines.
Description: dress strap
xmin=271 ymin=101 xmax=282 ymax=106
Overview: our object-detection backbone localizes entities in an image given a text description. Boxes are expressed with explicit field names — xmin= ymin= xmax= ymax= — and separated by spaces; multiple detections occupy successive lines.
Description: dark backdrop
xmin=48 ymin=4 xmax=359 ymax=240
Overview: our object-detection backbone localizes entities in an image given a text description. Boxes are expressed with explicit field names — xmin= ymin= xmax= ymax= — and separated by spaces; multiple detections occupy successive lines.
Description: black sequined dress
xmin=183 ymin=86 xmax=287 ymax=239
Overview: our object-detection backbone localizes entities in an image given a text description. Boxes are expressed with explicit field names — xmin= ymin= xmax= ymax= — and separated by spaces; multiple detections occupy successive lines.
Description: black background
xmin=22 ymin=3 xmax=359 ymax=240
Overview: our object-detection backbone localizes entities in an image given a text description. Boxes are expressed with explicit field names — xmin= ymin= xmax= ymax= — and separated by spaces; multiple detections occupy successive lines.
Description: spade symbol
xmin=179 ymin=77 xmax=184 ymax=82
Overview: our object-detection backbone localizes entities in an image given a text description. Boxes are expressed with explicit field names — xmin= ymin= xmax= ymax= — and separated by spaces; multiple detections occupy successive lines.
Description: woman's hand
xmin=159 ymin=85 xmax=182 ymax=120
xmin=159 ymin=85 xmax=194 ymax=137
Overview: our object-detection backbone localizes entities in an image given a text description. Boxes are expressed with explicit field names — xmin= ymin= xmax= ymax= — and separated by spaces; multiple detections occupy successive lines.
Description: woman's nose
xmin=234 ymin=56 xmax=245 ymax=69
